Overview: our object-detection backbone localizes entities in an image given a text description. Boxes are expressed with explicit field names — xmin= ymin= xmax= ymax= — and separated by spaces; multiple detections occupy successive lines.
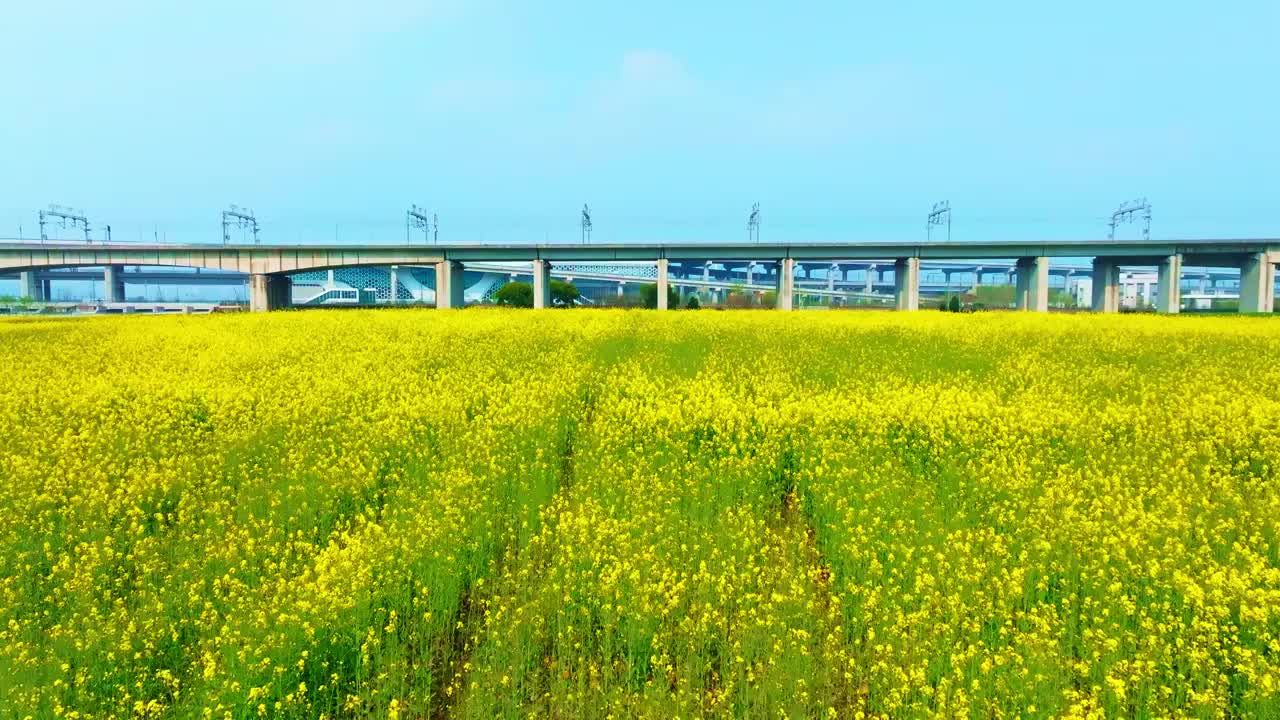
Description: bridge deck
xmin=2 ymin=238 xmax=1278 ymax=265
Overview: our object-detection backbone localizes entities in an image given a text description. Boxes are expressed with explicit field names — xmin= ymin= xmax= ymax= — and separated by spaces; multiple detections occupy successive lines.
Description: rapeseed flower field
xmin=1 ymin=309 xmax=1278 ymax=719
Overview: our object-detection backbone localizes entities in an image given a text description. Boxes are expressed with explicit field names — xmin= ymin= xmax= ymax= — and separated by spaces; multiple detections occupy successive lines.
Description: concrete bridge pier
xmin=248 ymin=274 xmax=292 ymax=312
xmin=894 ymin=258 xmax=919 ymax=310
xmin=1091 ymin=259 xmax=1120 ymax=313
xmin=104 ymin=265 xmax=126 ymax=303
xmin=18 ymin=271 xmax=47 ymax=301
xmin=864 ymin=265 xmax=877 ymax=294
xmin=656 ymin=258 xmax=670 ymax=310
xmin=532 ymin=259 xmax=551 ymax=308
xmin=1157 ymin=254 xmax=1182 ymax=314
xmin=776 ymin=258 xmax=795 ymax=310
xmin=1240 ymin=252 xmax=1276 ymax=313
xmin=1014 ymin=257 xmax=1049 ymax=311
xmin=435 ymin=261 xmax=465 ymax=309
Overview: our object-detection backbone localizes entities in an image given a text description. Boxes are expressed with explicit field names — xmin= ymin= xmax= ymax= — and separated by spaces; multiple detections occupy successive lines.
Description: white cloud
xmin=747 ymin=65 xmax=934 ymax=146
xmin=593 ymin=49 xmax=701 ymax=114
xmin=619 ymin=50 xmax=694 ymax=91
xmin=568 ymin=52 xmax=936 ymax=155
xmin=267 ymin=0 xmax=447 ymax=58
xmin=427 ymin=73 xmax=536 ymax=113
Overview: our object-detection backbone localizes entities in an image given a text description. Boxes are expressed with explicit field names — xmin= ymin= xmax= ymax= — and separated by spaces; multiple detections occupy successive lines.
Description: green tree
xmin=639 ymin=283 xmax=679 ymax=309
xmin=947 ymin=295 xmax=962 ymax=312
xmin=724 ymin=285 xmax=750 ymax=308
xmin=550 ymin=280 xmax=580 ymax=307
xmin=973 ymin=285 xmax=1015 ymax=308
xmin=684 ymin=295 xmax=701 ymax=310
xmin=1048 ymin=289 xmax=1075 ymax=308
xmin=494 ymin=281 xmax=533 ymax=307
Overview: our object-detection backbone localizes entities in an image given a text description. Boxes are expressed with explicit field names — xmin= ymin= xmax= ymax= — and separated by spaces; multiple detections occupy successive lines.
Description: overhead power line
xmin=1108 ymin=198 xmax=1151 ymax=241
xmin=927 ymin=201 xmax=951 ymax=242
xmin=407 ymin=204 xmax=433 ymax=244
xmin=39 ymin=204 xmax=91 ymax=243
xmin=222 ymin=205 xmax=260 ymax=245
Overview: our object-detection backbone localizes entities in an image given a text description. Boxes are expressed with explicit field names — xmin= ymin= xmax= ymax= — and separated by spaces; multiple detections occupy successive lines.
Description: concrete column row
xmin=1091 ymin=259 xmax=1121 ymax=313
xmin=776 ymin=257 xmax=795 ymax=310
xmin=435 ymin=261 xmax=465 ymax=309
xmin=532 ymin=259 xmax=551 ymax=309
xmin=1240 ymin=252 xmax=1276 ymax=314
xmin=104 ymin=265 xmax=126 ymax=304
xmin=248 ymin=274 xmax=292 ymax=313
xmin=1013 ymin=257 xmax=1049 ymax=312
xmin=1086 ymin=252 xmax=1278 ymax=314
xmin=18 ymin=271 xmax=48 ymax=302
xmin=1089 ymin=255 xmax=1182 ymax=314
xmin=1156 ymin=254 xmax=1183 ymax=314
xmin=894 ymin=258 xmax=919 ymax=311
xmin=18 ymin=265 xmax=152 ymax=305
xmin=656 ymin=258 xmax=670 ymax=310
xmin=234 ymin=255 xmax=1274 ymax=313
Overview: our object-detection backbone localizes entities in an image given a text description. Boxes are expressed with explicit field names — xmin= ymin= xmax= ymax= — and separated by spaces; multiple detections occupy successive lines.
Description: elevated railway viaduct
xmin=1 ymin=239 xmax=1275 ymax=313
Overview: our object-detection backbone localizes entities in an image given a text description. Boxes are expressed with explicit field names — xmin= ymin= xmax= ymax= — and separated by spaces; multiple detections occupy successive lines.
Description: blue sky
xmin=2 ymin=0 xmax=1277 ymax=244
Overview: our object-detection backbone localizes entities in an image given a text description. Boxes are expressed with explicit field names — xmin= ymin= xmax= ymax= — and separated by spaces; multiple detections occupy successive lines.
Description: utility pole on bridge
xmin=39 ymin=205 xmax=91 ymax=243
xmin=1108 ymin=198 xmax=1151 ymax=241
xmin=407 ymin=205 xmax=433 ymax=244
xmin=927 ymin=201 xmax=951 ymax=242
xmin=748 ymin=202 xmax=761 ymax=243
xmin=581 ymin=204 xmax=592 ymax=244
xmin=222 ymin=206 xmax=260 ymax=245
